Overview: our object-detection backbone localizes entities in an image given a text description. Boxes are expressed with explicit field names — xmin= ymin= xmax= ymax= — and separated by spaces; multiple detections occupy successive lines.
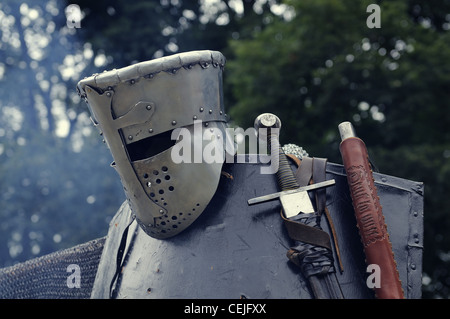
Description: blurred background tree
xmin=0 ymin=0 xmax=124 ymax=267
xmin=0 ymin=0 xmax=449 ymax=298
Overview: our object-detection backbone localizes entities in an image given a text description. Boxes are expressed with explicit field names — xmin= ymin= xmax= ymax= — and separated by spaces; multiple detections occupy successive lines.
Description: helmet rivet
xmin=219 ymin=111 xmax=223 ymax=115
xmin=128 ymin=135 xmax=133 ymax=140
xmin=205 ymin=122 xmax=209 ymax=127
xmin=199 ymin=107 xmax=204 ymax=112
xmin=106 ymin=92 xmax=111 ymax=97
xmin=172 ymin=120 xmax=177 ymax=125
xmin=193 ymin=115 xmax=197 ymax=120
xmin=146 ymin=104 xmax=152 ymax=110
xmin=159 ymin=209 xmax=164 ymax=214
xmin=148 ymin=128 xmax=153 ymax=133
xmin=209 ymin=109 xmax=213 ymax=114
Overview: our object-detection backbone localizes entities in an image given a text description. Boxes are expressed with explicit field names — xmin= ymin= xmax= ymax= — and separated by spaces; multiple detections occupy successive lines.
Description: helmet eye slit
xmin=126 ymin=130 xmax=176 ymax=161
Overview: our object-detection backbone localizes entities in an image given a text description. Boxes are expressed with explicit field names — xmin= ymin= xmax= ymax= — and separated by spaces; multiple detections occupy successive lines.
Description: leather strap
xmin=312 ymin=158 xmax=327 ymax=215
xmin=281 ymin=156 xmax=344 ymax=298
xmin=282 ymin=214 xmax=332 ymax=250
xmin=312 ymin=158 xmax=344 ymax=272
xmin=283 ymin=156 xmax=344 ymax=272
xmin=281 ymin=157 xmax=331 ymax=250
xmin=295 ymin=156 xmax=313 ymax=187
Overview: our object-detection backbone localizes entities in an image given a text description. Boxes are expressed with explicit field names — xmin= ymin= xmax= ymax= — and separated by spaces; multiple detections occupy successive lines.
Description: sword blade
xmin=247 ymin=179 xmax=335 ymax=205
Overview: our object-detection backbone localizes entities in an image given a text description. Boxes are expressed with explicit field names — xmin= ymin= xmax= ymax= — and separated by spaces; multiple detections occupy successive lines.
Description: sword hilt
xmin=254 ymin=113 xmax=299 ymax=191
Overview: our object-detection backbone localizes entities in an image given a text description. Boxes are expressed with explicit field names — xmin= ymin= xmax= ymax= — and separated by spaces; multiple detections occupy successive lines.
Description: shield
xmin=0 ymin=155 xmax=423 ymax=299
xmin=90 ymin=155 xmax=423 ymax=299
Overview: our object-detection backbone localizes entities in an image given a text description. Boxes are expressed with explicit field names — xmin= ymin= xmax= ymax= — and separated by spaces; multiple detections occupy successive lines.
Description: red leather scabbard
xmin=340 ymin=137 xmax=404 ymax=299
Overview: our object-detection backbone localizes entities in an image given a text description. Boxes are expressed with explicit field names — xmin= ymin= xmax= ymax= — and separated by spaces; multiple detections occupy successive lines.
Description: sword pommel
xmin=254 ymin=113 xmax=282 ymax=144
xmin=254 ymin=113 xmax=281 ymax=130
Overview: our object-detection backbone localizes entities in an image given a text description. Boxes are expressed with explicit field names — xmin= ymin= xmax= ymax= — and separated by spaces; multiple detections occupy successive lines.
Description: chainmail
xmin=0 ymin=237 xmax=105 ymax=299
xmin=282 ymin=144 xmax=309 ymax=160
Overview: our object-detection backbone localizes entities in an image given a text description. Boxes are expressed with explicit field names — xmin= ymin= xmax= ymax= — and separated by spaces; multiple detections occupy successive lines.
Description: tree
xmin=70 ymin=0 xmax=281 ymax=68
xmin=0 ymin=0 xmax=125 ymax=266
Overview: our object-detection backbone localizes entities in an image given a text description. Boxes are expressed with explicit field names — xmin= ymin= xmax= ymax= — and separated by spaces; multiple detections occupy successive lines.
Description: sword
xmin=248 ymin=179 xmax=336 ymax=212
xmin=338 ymin=121 xmax=404 ymax=299
xmin=249 ymin=113 xmax=344 ymax=299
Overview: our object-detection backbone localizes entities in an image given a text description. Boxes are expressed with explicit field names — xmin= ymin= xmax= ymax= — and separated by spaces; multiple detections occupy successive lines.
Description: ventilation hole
xmin=165 ymin=175 xmax=171 ymax=180
xmin=171 ymin=216 xmax=177 ymax=220
xmin=161 ymin=230 xmax=166 ymax=233
xmin=156 ymin=179 xmax=161 ymax=184
xmin=162 ymin=166 xmax=168 ymax=172
xmin=153 ymin=170 xmax=159 ymax=175
xmin=161 ymin=221 xmax=166 ymax=226
xmin=159 ymin=189 xmax=164 ymax=194
xmin=179 ymin=212 xmax=183 ymax=216
xmin=169 ymin=186 xmax=174 ymax=191
xmin=163 ymin=203 xmax=167 ymax=206
xmin=172 ymin=225 xmax=178 ymax=229
xmin=150 ymin=192 xmax=155 ymax=197
xmin=143 ymin=173 xmax=149 ymax=179
xmin=196 ymin=203 xmax=200 ymax=206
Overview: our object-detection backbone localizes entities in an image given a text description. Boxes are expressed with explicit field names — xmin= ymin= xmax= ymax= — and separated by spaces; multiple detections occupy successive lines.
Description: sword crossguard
xmin=247 ymin=179 xmax=336 ymax=218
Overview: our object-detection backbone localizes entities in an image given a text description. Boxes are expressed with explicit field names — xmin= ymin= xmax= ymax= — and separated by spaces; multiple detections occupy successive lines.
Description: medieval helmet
xmin=77 ymin=51 xmax=229 ymax=239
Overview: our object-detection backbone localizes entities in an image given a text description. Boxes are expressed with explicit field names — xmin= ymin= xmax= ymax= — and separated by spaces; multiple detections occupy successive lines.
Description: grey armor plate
xmin=91 ymin=156 xmax=423 ymax=299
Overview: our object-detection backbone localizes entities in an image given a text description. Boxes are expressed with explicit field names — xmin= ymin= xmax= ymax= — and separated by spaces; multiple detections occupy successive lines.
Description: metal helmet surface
xmin=77 ymin=51 xmax=229 ymax=239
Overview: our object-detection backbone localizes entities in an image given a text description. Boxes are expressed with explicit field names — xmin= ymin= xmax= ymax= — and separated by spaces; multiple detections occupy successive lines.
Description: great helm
xmin=77 ymin=51 xmax=229 ymax=239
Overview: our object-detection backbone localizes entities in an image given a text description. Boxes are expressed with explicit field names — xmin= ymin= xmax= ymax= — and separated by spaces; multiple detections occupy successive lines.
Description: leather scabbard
xmin=339 ymin=137 xmax=404 ymax=299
